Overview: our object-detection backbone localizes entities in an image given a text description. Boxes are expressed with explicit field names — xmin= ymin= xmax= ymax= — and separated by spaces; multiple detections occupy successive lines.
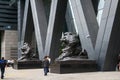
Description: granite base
xmin=50 ymin=59 xmax=97 ymax=74
xmin=13 ymin=60 xmax=42 ymax=69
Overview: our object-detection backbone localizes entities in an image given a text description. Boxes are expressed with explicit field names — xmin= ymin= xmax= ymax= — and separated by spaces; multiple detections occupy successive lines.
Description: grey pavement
xmin=2 ymin=67 xmax=120 ymax=80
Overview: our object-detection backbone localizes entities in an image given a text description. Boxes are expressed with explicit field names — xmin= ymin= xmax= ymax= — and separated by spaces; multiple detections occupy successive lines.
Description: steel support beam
xmin=44 ymin=0 xmax=58 ymax=58
xmin=95 ymin=0 xmax=119 ymax=70
xmin=21 ymin=0 xmax=29 ymax=45
xmin=69 ymin=0 xmax=98 ymax=59
xmin=45 ymin=0 xmax=67 ymax=61
xmin=30 ymin=0 xmax=47 ymax=60
xmin=17 ymin=0 xmax=25 ymax=58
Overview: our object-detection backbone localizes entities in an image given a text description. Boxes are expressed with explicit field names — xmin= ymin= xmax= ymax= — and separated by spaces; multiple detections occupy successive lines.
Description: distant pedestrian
xmin=0 ymin=57 xmax=7 ymax=79
xmin=46 ymin=56 xmax=51 ymax=72
xmin=43 ymin=56 xmax=50 ymax=76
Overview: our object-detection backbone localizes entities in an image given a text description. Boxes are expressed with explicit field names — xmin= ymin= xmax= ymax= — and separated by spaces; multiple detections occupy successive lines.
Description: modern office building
xmin=0 ymin=0 xmax=18 ymax=59
xmin=0 ymin=0 xmax=120 ymax=71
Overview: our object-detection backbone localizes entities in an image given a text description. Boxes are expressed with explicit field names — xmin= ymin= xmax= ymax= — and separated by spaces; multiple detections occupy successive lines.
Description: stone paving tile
xmin=2 ymin=67 xmax=120 ymax=80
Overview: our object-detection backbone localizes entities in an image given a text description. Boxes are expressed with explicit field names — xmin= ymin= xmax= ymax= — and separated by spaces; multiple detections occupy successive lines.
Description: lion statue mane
xmin=56 ymin=32 xmax=88 ymax=61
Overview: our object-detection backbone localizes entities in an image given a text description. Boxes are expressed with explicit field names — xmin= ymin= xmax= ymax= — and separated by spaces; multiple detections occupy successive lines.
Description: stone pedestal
xmin=13 ymin=60 xmax=42 ymax=69
xmin=50 ymin=59 xmax=97 ymax=74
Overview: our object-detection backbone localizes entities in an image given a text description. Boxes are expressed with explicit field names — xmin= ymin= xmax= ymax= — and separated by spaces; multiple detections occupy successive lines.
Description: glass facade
xmin=0 ymin=0 xmax=17 ymax=30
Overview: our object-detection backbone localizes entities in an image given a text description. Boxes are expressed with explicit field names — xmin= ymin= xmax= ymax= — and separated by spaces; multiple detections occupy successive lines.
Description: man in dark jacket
xmin=43 ymin=56 xmax=50 ymax=76
xmin=0 ymin=57 xmax=7 ymax=79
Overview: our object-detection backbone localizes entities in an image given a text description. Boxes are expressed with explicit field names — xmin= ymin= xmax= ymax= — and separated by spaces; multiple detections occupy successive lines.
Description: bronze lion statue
xmin=56 ymin=32 xmax=88 ymax=61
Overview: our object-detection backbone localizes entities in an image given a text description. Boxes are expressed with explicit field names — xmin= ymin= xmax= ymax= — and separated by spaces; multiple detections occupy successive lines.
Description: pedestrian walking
xmin=0 ymin=57 xmax=7 ymax=79
xmin=46 ymin=56 xmax=51 ymax=72
xmin=43 ymin=56 xmax=50 ymax=76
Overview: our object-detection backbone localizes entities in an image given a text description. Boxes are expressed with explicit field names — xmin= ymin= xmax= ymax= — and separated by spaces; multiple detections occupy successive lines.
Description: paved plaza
xmin=1 ymin=67 xmax=120 ymax=80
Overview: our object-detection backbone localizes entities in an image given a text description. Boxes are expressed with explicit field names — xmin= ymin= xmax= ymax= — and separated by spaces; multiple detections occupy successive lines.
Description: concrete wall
xmin=1 ymin=30 xmax=18 ymax=60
